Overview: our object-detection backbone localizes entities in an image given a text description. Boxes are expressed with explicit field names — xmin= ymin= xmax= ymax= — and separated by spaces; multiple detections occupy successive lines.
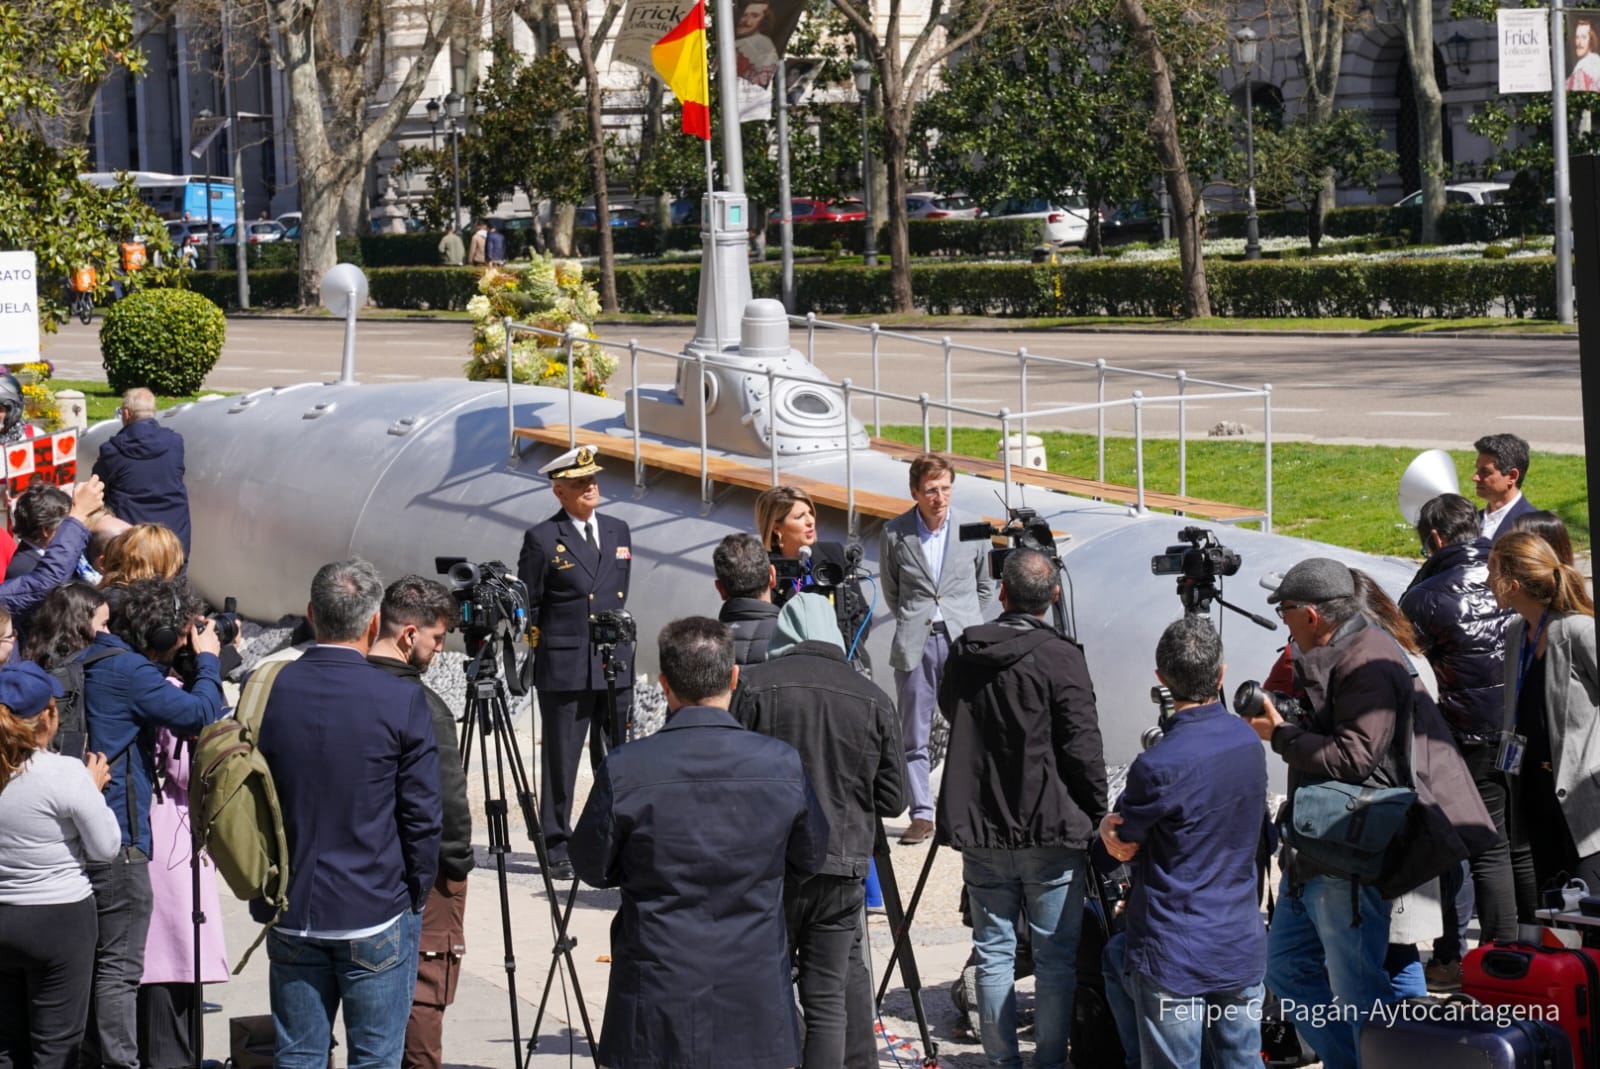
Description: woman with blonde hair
xmin=753 ymin=485 xmax=873 ymax=668
xmin=0 ymin=656 xmax=118 ymax=1069
xmin=97 ymin=524 xmax=184 ymax=588
xmin=1488 ymin=530 xmax=1598 ymax=913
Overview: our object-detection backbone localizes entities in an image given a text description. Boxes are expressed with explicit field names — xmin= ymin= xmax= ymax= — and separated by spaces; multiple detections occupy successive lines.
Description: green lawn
xmin=878 ymin=426 xmax=1590 ymax=557
xmin=54 ymin=380 xmax=220 ymax=424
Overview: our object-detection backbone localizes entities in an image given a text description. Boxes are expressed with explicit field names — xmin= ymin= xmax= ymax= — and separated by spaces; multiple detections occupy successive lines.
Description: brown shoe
xmin=899 ymin=818 xmax=935 ymax=845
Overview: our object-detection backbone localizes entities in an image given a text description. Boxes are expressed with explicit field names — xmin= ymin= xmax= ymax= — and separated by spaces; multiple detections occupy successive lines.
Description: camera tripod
xmin=870 ymin=820 xmax=941 ymax=1067
xmin=459 ymin=629 xmax=598 ymax=1069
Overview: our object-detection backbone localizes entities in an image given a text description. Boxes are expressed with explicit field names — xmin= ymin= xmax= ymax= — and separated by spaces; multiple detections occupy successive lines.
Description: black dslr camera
xmin=959 ymin=506 xmax=1059 ymax=581
xmin=589 ymin=609 xmax=636 ymax=650
xmin=1151 ymin=526 xmax=1242 ymax=615
xmin=436 ymin=557 xmax=528 ymax=644
xmin=1231 ymin=680 xmax=1309 ymax=725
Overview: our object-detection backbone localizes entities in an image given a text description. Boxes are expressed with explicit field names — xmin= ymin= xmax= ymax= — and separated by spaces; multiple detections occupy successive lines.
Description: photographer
xmin=366 ymin=576 xmax=475 ymax=1069
xmin=1101 ymin=616 xmax=1266 ymax=1069
xmin=80 ymin=577 xmax=225 ymax=1069
xmin=517 ymin=446 xmax=632 ymax=883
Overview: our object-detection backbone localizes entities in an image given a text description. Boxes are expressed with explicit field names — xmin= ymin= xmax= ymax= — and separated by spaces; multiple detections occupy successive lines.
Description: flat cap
xmin=1266 ymin=557 xmax=1356 ymax=605
xmin=0 ymin=662 xmax=65 ymax=719
xmin=538 ymin=445 xmax=603 ymax=480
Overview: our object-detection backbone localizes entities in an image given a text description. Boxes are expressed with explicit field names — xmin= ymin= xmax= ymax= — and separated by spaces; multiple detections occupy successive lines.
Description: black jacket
xmin=368 ymin=655 xmax=476 ymax=881
xmin=719 ymin=597 xmax=781 ymax=666
xmin=936 ymin=613 xmax=1107 ymax=850
xmin=1399 ymin=538 xmax=1514 ymax=738
xmin=92 ymin=418 xmax=191 ymax=557
xmin=731 ymin=640 xmax=905 ymax=877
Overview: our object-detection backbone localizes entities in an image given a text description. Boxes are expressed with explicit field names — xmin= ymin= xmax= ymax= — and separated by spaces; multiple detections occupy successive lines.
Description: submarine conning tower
xmin=625 ymin=191 xmax=869 ymax=458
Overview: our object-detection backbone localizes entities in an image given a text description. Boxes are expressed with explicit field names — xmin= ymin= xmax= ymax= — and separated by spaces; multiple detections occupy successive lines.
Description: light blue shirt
xmin=916 ymin=508 xmax=948 ymax=621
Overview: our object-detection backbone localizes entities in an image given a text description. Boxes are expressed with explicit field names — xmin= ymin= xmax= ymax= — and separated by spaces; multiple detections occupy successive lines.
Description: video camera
xmin=436 ymin=557 xmax=528 ymax=645
xmin=959 ymin=506 xmax=1059 ymax=581
xmin=770 ymin=542 xmax=866 ymax=605
xmin=1150 ymin=526 xmax=1243 ymax=616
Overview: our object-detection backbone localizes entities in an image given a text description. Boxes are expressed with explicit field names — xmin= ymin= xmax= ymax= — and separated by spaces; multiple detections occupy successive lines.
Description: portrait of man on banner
xmin=1567 ymin=10 xmax=1600 ymax=91
xmin=733 ymin=0 xmax=806 ymax=121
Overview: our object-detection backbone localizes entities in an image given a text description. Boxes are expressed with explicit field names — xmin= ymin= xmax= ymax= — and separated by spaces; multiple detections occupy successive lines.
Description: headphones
xmin=139 ymin=591 xmax=185 ymax=653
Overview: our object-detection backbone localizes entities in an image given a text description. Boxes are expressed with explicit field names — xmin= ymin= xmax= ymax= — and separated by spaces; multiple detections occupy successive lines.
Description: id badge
xmin=1496 ymin=731 xmax=1527 ymax=776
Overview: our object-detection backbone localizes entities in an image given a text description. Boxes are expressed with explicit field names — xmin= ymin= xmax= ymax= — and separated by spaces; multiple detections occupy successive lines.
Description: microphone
xmin=797 ymin=545 xmax=812 ymax=568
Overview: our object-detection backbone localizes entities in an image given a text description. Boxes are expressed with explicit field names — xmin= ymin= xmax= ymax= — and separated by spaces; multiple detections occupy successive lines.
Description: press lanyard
xmin=1515 ymin=611 xmax=1549 ymax=703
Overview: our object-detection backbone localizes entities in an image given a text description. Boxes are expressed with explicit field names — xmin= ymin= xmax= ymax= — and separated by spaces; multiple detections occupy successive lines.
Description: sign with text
xmin=613 ymin=0 xmax=695 ymax=78
xmin=4 ymin=429 xmax=78 ymax=498
xmin=0 ymin=252 xmax=40 ymax=370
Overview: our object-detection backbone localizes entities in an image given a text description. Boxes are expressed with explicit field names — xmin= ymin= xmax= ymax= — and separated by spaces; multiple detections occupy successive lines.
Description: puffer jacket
xmin=718 ymin=597 xmax=780 ymax=666
xmin=936 ymin=613 xmax=1107 ymax=850
xmin=1399 ymin=538 xmax=1514 ymax=738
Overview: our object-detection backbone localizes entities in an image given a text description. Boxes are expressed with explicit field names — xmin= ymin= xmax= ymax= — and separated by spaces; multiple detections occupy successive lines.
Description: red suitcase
xmin=1464 ymin=941 xmax=1600 ymax=1068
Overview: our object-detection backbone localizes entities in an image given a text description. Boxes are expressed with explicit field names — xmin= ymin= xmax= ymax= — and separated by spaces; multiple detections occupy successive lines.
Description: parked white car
xmin=905 ymin=192 xmax=983 ymax=220
xmin=987 ymin=194 xmax=1093 ymax=244
xmin=1392 ymin=181 xmax=1510 ymax=208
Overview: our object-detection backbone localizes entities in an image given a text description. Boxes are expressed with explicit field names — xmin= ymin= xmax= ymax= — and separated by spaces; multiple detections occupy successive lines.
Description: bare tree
xmin=829 ymin=0 xmax=1001 ymax=314
xmin=1398 ymin=0 xmax=1444 ymax=243
xmin=1117 ymin=0 xmax=1209 ymax=317
xmin=1287 ymin=0 xmax=1364 ymax=240
xmin=266 ymin=0 xmax=471 ymax=305
xmin=563 ymin=0 xmax=619 ymax=311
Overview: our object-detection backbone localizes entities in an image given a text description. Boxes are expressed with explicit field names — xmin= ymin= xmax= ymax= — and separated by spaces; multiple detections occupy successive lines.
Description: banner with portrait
xmin=615 ymin=0 xmax=807 ymax=122
xmin=1565 ymin=9 xmax=1600 ymax=92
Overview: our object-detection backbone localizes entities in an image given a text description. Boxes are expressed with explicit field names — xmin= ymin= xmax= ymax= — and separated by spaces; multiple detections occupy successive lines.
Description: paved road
xmin=43 ymin=317 xmax=1586 ymax=452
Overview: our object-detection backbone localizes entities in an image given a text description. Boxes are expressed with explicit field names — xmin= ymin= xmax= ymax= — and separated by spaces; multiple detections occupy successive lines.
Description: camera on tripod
xmin=589 ymin=608 xmax=636 ymax=650
xmin=959 ymin=506 xmax=1059 ymax=581
xmin=1151 ymin=526 xmax=1241 ymax=581
xmin=435 ymin=557 xmax=528 ymax=645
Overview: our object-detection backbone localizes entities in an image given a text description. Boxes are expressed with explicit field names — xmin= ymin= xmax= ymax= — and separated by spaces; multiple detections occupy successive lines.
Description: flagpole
xmin=703 ymin=1 xmax=722 ymax=358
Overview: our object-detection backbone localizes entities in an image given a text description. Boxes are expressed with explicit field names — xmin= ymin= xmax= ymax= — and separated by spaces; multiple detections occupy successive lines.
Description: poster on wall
xmin=1566 ymin=8 xmax=1600 ymax=91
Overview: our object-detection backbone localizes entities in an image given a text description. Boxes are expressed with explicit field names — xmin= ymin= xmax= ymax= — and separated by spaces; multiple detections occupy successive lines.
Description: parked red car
xmin=789 ymin=198 xmax=867 ymax=222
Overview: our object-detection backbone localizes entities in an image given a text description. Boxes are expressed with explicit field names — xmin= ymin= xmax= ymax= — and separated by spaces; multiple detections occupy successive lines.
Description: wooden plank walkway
xmin=870 ymin=438 xmax=1266 ymax=525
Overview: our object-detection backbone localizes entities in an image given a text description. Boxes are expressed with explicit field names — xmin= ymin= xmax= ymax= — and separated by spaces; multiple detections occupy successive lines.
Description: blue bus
xmin=79 ymin=172 xmax=238 ymax=227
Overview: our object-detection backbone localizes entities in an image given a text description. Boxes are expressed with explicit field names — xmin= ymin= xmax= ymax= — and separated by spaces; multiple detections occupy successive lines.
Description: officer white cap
xmin=539 ymin=445 xmax=603 ymax=480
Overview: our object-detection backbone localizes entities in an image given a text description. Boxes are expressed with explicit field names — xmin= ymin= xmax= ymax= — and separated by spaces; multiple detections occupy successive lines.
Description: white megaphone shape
xmin=1398 ymin=449 xmax=1461 ymax=526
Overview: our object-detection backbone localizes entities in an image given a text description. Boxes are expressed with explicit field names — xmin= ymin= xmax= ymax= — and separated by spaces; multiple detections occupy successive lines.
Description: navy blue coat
xmin=518 ymin=509 xmax=633 ymax=692
xmin=570 ymin=705 xmax=829 ymax=1069
xmin=255 ymin=645 xmax=441 ymax=931
xmin=1480 ymin=493 xmax=1537 ymax=542
xmin=92 ymin=417 xmax=192 ymax=557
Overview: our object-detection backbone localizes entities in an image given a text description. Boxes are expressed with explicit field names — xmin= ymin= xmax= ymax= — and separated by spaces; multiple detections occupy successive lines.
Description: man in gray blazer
xmin=881 ymin=453 xmax=995 ymax=844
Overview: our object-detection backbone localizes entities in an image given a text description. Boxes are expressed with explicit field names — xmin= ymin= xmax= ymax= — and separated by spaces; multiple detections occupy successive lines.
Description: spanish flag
xmin=651 ymin=0 xmax=710 ymax=140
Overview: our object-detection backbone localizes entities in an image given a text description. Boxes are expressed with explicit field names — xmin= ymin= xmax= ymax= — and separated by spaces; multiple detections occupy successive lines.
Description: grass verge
xmin=54 ymin=380 xmax=222 ymax=424
xmin=878 ymin=426 xmax=1590 ymax=557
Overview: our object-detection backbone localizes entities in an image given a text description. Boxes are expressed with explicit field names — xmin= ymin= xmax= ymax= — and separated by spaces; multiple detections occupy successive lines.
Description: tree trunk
xmin=883 ymin=114 xmax=913 ymax=313
xmin=565 ymin=0 xmax=617 ymax=312
xmin=1117 ymin=0 xmax=1209 ymax=318
xmin=1294 ymin=0 xmax=1350 ymax=248
xmin=1401 ymin=0 xmax=1444 ymax=244
xmin=338 ymin=178 xmax=366 ymax=239
xmin=551 ymin=203 xmax=576 ymax=257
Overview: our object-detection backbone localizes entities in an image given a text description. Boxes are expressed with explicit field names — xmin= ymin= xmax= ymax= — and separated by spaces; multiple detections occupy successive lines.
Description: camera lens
xmin=1231 ymin=680 xmax=1266 ymax=719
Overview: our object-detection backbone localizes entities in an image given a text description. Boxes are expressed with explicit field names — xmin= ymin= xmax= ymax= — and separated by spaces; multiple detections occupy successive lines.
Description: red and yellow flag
xmin=651 ymin=0 xmax=710 ymax=140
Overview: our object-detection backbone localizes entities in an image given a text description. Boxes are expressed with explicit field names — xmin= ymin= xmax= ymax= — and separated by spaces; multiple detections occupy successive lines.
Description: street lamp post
xmin=445 ymin=91 xmax=465 ymax=229
xmin=425 ymin=97 xmax=441 ymax=152
xmin=851 ymin=59 xmax=877 ymax=268
xmin=198 ymin=107 xmax=217 ymax=270
xmin=1233 ymin=28 xmax=1261 ymax=261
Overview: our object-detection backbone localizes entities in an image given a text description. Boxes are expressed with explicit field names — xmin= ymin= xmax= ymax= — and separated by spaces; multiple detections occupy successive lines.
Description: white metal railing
xmin=500 ymin=315 xmax=1275 ymax=533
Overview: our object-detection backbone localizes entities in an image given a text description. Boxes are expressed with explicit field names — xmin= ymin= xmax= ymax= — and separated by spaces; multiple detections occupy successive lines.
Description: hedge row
xmin=1207 ymin=203 xmax=1558 ymax=244
xmin=183 ymin=257 xmax=1556 ymax=319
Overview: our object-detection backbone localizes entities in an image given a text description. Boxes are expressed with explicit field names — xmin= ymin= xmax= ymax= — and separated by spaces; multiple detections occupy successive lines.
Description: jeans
xmin=1383 ymin=944 xmax=1426 ymax=999
xmin=1101 ymin=931 xmax=1141 ymax=1069
xmin=267 ymin=912 xmax=423 ymax=1069
xmin=894 ymin=632 xmax=949 ymax=822
xmin=1264 ymin=873 xmax=1392 ymax=1069
xmin=963 ymin=846 xmax=1086 ymax=1069
xmin=84 ymin=853 xmax=154 ymax=1069
xmin=785 ymin=875 xmax=868 ymax=1069
xmin=1131 ymin=973 xmax=1263 ymax=1069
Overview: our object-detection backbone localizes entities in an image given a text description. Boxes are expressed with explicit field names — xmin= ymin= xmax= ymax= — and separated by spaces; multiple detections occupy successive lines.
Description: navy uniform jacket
xmin=518 ymin=509 xmax=633 ymax=693
xmin=570 ymin=705 xmax=829 ymax=1069
xmin=254 ymin=645 xmax=441 ymax=931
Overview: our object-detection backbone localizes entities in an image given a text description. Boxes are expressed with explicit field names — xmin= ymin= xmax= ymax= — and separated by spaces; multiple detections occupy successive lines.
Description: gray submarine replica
xmin=83 ymin=192 xmax=1421 ymax=771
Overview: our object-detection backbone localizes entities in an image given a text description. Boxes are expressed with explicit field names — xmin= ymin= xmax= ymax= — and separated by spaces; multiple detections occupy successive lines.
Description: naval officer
xmin=518 ymin=446 xmax=633 ymax=882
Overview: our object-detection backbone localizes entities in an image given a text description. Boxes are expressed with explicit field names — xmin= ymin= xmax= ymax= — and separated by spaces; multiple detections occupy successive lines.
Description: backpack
xmin=48 ymin=647 xmax=130 ymax=754
xmin=191 ymin=659 xmax=291 ymax=972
